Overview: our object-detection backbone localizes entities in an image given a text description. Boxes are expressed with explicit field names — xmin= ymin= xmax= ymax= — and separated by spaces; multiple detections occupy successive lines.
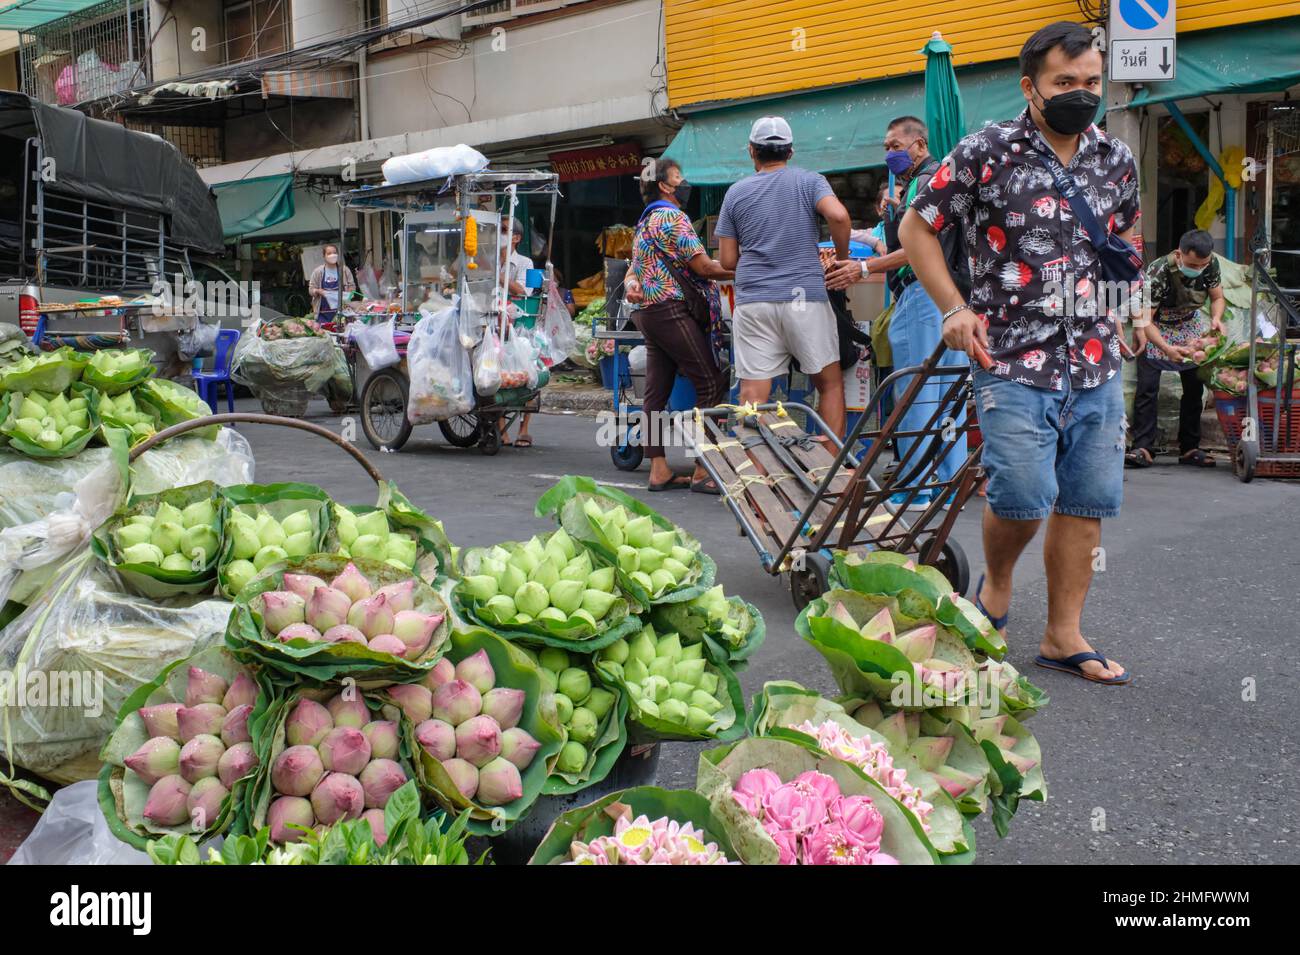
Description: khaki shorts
xmin=732 ymin=300 xmax=839 ymax=380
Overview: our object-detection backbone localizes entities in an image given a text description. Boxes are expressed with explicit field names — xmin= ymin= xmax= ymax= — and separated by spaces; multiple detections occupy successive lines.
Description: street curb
xmin=541 ymin=385 xmax=611 ymax=416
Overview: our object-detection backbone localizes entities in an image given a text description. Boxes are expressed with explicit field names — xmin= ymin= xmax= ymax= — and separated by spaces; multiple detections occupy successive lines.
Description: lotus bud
xmin=259 ymin=591 xmax=305 ymax=635
xmin=114 ymin=523 xmax=153 ymax=550
xmin=934 ymin=765 xmax=983 ymax=799
xmin=392 ymin=610 xmax=441 ymax=657
xmin=598 ymin=639 xmax=629 ymax=665
xmin=669 ymin=545 xmax=696 ymax=567
xmin=362 ymin=808 xmax=388 ymax=846
xmin=454 ymin=714 xmax=502 ymax=767
xmin=568 ymin=706 xmax=598 ymax=744
xmin=268 ymin=795 xmax=315 ymax=843
xmin=318 ymin=726 xmax=372 ymax=775
xmin=893 ymin=625 xmax=937 ymax=661
xmin=441 ymin=758 xmax=479 ymax=800
xmin=253 ymin=545 xmax=288 ymax=571
xmin=272 ymin=744 xmax=325 ymax=797
xmin=482 ymin=594 xmax=517 ymax=623
xmin=227 ymin=519 xmax=260 ymax=561
xmin=497 ymin=563 xmax=526 ymax=597
xmin=181 ymin=499 xmax=215 ymax=529
xmin=177 ymin=703 xmax=226 ymax=742
xmin=660 ymin=557 xmax=690 ymax=582
xmin=476 ymin=757 xmax=523 ymax=806
xmin=624 ymin=659 xmax=650 ymax=685
xmin=185 ymin=666 xmax=228 ymax=707
xmin=121 ymin=542 xmax=163 ymax=565
xmin=225 ymin=560 xmax=257 ymax=595
xmin=352 ymin=723 xmax=397 ymax=764
xmin=306 ymin=585 xmax=353 ymax=632
xmin=177 ymin=733 xmax=225 ymax=783
xmin=387 ymin=683 xmax=433 ymax=723
xmin=601 ymin=662 xmax=624 ymax=683
xmin=283 ymin=531 xmax=314 ymax=558
xmin=149 ymin=521 xmax=184 ymax=556
xmin=366 ymin=578 xmax=414 ymax=613
xmin=186 ymin=777 xmax=229 ymax=827
xmin=496 ymin=729 xmax=538 ymax=772
xmin=347 ymin=592 xmax=395 ymax=640
xmin=277 ymin=622 xmax=323 ymax=644
xmin=222 ymin=671 xmax=258 ymax=711
xmin=160 ymin=553 xmax=193 ymax=573
xmin=355 ymin=510 xmax=389 ymax=538
xmin=537 ymin=668 xmax=558 ymax=694
xmin=415 ymin=718 xmax=457 ymax=760
xmin=638 ymin=549 xmax=665 ymax=574
xmin=386 ymin=535 xmax=418 ymax=568
xmin=532 ymin=649 xmax=564 ymax=675
xmin=673 ymin=658 xmax=706 ymax=686
xmin=323 ymin=624 xmax=367 ymax=644
xmin=586 ymin=568 xmax=616 ymax=595
xmin=283 ymin=572 xmax=328 ymax=601
xmin=184 ymin=525 xmax=220 ymax=563
xmin=556 ymin=741 xmax=587 ymax=775
xmin=310 ymin=772 xmax=365 ymax=825
xmin=650 ymin=569 xmax=677 ymax=594
xmin=1003 ymin=750 xmax=1039 ymax=775
xmin=644 ymin=675 xmax=671 ymax=703
xmin=124 ymin=736 xmax=180 ymax=785
xmin=220 ymin=703 xmax=253 ymax=747
xmin=637 ymin=699 xmax=660 ymax=718
xmin=286 ymin=698 xmax=334 ymax=747
xmin=908 ymin=736 xmax=955 ymax=772
xmin=455 ymin=649 xmax=496 ymax=694
xmin=367 ymin=634 xmax=407 ymax=656
xmin=330 ymin=562 xmax=372 ymax=603
xmin=553 ymin=693 xmax=574 ymax=724
xmin=623 ymin=515 xmax=654 ymax=549
xmin=685 ymin=705 xmax=714 ymax=733
xmin=669 ymin=681 xmax=694 ymax=702
xmin=481 ymin=687 xmax=525 ymax=729
xmin=280 ymin=509 xmax=313 ymax=537
xmin=430 ymin=679 xmax=483 ymax=727
xmin=543 ymin=579 xmax=580 ymax=616
xmin=462 ymin=575 xmax=499 ymax=602
xmin=557 ymin=668 xmax=591 ymax=703
xmin=218 ymin=742 xmax=257 ymax=788
xmin=697 ymin=672 xmax=720 ymax=696
xmin=422 ymin=658 xmax=456 ymax=692
xmin=359 ymin=758 xmax=407 ymax=809
xmin=139 ymin=702 xmax=183 ymax=741
xmin=581 ymin=687 xmax=614 ymax=721
xmin=351 ymin=534 xmax=387 ymax=561
xmin=648 ymin=656 xmax=675 ymax=681
xmin=529 ymin=559 xmax=560 ymax=591
xmin=615 ymin=545 xmax=639 ymax=575
xmin=143 ymin=775 xmax=192 ymax=826
xmin=326 ymin=693 xmax=370 ymax=729
xmin=629 ymin=629 xmax=657 ymax=666
xmin=254 ymin=513 xmax=285 ymax=547
xmin=659 ymin=698 xmax=689 ymax=725
xmin=512 ymin=581 xmax=549 ymax=619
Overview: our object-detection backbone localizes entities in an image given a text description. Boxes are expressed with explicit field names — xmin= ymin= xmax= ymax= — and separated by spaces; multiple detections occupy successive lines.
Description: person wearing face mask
xmin=896 ymin=21 xmax=1142 ymax=687
xmin=1126 ymin=228 xmax=1226 ymax=469
xmin=309 ymin=244 xmax=356 ymax=325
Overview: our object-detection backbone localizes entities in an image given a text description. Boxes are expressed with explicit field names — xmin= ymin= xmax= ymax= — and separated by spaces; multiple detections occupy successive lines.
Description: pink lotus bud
xmin=935 ymin=765 xmax=983 ymax=800
xmin=414 ymin=719 xmax=456 ymax=761
xmin=277 ymin=622 xmax=323 ymax=644
xmin=367 ymin=634 xmax=408 ymax=656
xmin=186 ymin=777 xmax=229 ymax=827
xmin=139 ymin=702 xmax=183 ymax=741
xmin=306 ymin=585 xmax=353 ymax=633
xmin=272 ymin=744 xmax=325 ymax=797
xmin=286 ymin=698 xmax=334 ymax=746
xmin=1004 ymin=751 xmax=1038 ymax=775
xmin=454 ymin=715 xmax=502 ymax=768
xmin=359 ymin=758 xmax=407 ymax=809
xmin=283 ymin=573 xmax=328 ymax=601
xmin=330 ymin=562 xmax=372 ymax=603
xmin=476 ymin=756 xmax=523 ymax=806
xmin=362 ymin=808 xmax=388 ymax=846
xmin=362 ymin=720 xmax=400 ymax=760
xmin=267 ymin=795 xmax=314 ymax=843
xmin=421 ymin=658 xmax=456 ymax=692
xmin=431 ymin=679 xmax=481 ymax=726
xmin=326 ymin=693 xmax=370 ymax=729
xmin=179 ymin=734 xmax=225 ymax=783
xmin=260 ymin=591 xmax=306 ymax=635
xmin=177 ymin=703 xmax=226 ymax=742
xmin=310 ymin=772 xmax=365 ymax=825
xmin=218 ymin=741 xmax=257 ymax=788
xmin=500 ymin=727 xmax=541 ymax=771
xmin=322 ymin=624 xmax=367 ymax=645
xmin=124 ymin=736 xmax=181 ymax=785
xmin=392 ymin=610 xmax=441 ymax=658
xmin=480 ymin=687 xmax=525 ymax=730
xmin=441 ymin=758 xmax=479 ymax=800
xmin=318 ymin=726 xmax=372 ymax=775
xmin=221 ymin=703 xmax=253 ymax=746
xmin=387 ymin=683 xmax=433 ymax=723
xmin=374 ymin=579 xmax=416 ymax=614
xmin=455 ymin=649 xmax=495 ymax=694
xmin=222 ymin=671 xmax=258 ymax=711
xmin=185 ymin=666 xmax=228 ymax=707
xmin=143 ymin=774 xmax=193 ymax=826
xmin=347 ymin=593 xmax=395 ymax=640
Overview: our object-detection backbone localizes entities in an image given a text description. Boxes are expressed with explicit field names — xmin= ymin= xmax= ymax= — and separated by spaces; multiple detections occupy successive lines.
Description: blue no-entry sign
xmin=1110 ymin=0 xmax=1176 ymax=82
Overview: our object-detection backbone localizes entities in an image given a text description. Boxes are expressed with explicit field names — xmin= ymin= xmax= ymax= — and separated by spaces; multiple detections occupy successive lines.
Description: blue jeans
xmin=973 ymin=370 xmax=1125 ymax=520
xmin=887 ymin=282 xmax=969 ymax=489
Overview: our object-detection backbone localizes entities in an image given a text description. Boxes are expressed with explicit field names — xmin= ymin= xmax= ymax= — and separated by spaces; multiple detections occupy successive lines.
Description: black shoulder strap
xmin=1029 ymin=148 xmax=1106 ymax=249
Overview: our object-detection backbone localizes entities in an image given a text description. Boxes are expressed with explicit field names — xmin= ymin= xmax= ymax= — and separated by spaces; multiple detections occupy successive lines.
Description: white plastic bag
xmin=499 ymin=331 xmax=537 ymax=390
xmin=539 ymin=279 xmax=577 ymax=365
xmin=628 ymin=345 xmax=647 ymax=375
xmin=407 ymin=298 xmax=473 ymax=424
xmin=352 ymin=316 xmax=399 ymax=371
xmin=473 ymin=323 xmax=504 ymax=396
xmin=7 ymin=780 xmax=152 ymax=864
xmin=382 ymin=144 xmax=488 ymax=185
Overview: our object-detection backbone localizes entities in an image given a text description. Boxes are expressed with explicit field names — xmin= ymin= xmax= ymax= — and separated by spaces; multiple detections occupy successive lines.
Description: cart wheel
xmin=360 ymin=368 xmax=412 ymax=452
xmin=438 ymin=413 xmax=481 ymax=449
xmin=921 ymin=535 xmax=970 ymax=597
xmin=1234 ymin=440 xmax=1257 ymax=483
xmin=789 ymin=551 xmax=832 ymax=611
xmin=610 ymin=426 xmax=644 ymax=471
xmin=479 ymin=423 xmax=502 ymax=456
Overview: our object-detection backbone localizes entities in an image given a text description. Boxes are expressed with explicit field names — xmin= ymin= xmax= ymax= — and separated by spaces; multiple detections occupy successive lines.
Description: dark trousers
xmin=1132 ymin=354 xmax=1204 ymax=455
xmin=633 ymin=300 xmax=725 ymax=459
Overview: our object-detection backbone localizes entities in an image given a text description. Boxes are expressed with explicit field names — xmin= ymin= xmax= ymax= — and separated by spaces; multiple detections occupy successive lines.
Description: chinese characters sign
xmin=549 ymin=143 xmax=643 ymax=182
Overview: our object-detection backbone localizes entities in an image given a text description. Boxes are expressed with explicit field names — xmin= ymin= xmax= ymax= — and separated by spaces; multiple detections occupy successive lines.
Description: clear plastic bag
xmin=7 ymin=780 xmax=152 ymax=864
xmin=351 ymin=316 xmax=400 ymax=371
xmin=231 ymin=322 xmax=341 ymax=393
xmin=499 ymin=330 xmax=537 ymax=391
xmin=407 ymin=298 xmax=473 ymax=424
xmin=540 ymin=279 xmax=577 ymax=364
xmin=473 ymin=323 xmax=504 ymax=396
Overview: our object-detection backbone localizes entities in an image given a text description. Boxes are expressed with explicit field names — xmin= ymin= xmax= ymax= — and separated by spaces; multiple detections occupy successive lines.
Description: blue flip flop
xmin=1034 ymin=651 xmax=1131 ymax=685
xmin=973 ymin=574 xmax=1008 ymax=631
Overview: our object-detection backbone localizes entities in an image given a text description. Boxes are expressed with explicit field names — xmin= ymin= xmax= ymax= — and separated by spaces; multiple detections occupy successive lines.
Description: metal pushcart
xmin=335 ymin=170 xmax=561 ymax=454
xmin=687 ymin=342 xmax=991 ymax=609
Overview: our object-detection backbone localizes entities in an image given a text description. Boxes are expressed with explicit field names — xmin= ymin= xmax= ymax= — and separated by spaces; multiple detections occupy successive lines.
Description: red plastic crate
xmin=1214 ymin=388 xmax=1300 ymax=477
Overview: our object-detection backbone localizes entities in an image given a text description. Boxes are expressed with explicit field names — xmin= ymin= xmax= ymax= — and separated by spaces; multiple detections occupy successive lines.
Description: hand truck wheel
xmin=1234 ymin=440 xmax=1257 ymax=483
xmin=438 ymin=412 xmax=481 ymax=449
xmin=610 ymin=422 xmax=644 ymax=471
xmin=788 ymin=550 xmax=832 ymax=611
xmin=920 ymin=534 xmax=970 ymax=597
xmin=359 ymin=367 xmax=412 ymax=452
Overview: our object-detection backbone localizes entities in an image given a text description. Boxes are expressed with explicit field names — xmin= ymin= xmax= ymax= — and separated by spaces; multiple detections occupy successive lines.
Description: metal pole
xmin=125 ymin=0 xmax=134 ymax=64
xmin=1165 ymin=101 xmax=1236 ymax=260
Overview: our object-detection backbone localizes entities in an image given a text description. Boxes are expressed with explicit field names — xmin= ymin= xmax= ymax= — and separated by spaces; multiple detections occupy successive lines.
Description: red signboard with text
xmin=549 ymin=142 xmax=643 ymax=182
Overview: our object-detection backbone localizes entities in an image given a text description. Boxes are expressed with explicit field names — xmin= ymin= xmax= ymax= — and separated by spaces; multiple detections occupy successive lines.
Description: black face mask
xmin=671 ymin=179 xmax=693 ymax=207
xmin=1035 ymin=87 xmax=1101 ymax=136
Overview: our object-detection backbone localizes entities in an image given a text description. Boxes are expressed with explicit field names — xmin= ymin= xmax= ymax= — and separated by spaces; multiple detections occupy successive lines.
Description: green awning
xmin=212 ymin=174 xmax=295 ymax=240
xmin=244 ymin=186 xmax=340 ymax=239
xmin=667 ymin=60 xmax=1028 ymax=185
xmin=0 ymin=0 xmax=108 ymax=30
xmin=1127 ymin=17 xmax=1300 ymax=108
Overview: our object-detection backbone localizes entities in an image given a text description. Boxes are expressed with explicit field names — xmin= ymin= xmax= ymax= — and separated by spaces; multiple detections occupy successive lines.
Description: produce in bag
xmin=538 ymin=278 xmax=577 ymax=365
xmin=497 ymin=329 xmax=536 ymax=390
xmin=97 ymin=647 xmax=266 ymax=848
xmin=0 ymin=346 xmax=88 ymax=394
xmin=80 ymin=348 xmax=155 ymax=395
xmin=350 ymin=316 xmax=400 ymax=372
xmin=217 ymin=483 xmax=331 ymax=598
xmin=90 ymin=482 xmax=224 ymax=598
xmin=0 ymin=382 xmax=100 ymax=458
xmin=650 ymin=585 xmax=765 ymax=664
xmin=472 ymin=322 xmax=504 ymax=396
xmin=406 ymin=299 xmax=473 ymax=424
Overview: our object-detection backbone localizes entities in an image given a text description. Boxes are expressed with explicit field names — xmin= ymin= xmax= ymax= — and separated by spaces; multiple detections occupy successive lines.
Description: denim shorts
xmin=974 ymin=370 xmax=1125 ymax=520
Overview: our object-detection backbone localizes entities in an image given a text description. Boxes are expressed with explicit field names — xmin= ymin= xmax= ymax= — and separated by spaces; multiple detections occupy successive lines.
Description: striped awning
xmin=260 ymin=67 xmax=353 ymax=99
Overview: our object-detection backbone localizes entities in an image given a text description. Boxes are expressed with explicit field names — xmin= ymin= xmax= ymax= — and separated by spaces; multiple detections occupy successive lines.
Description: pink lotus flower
xmin=792 ymin=769 xmax=841 ymax=805
xmin=761 ymin=820 xmax=802 ymax=865
xmin=802 ymin=823 xmax=876 ymax=865
xmin=866 ymin=851 xmax=899 ymax=864
xmin=830 ymin=794 xmax=885 ymax=849
xmin=762 ymin=783 xmax=825 ymax=834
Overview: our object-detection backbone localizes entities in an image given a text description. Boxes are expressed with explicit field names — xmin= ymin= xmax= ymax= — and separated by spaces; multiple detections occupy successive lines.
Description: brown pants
xmin=633 ymin=299 xmax=725 ymax=459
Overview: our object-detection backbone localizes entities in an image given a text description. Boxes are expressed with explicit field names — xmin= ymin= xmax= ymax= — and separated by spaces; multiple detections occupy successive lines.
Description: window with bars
xmin=224 ymin=0 xmax=292 ymax=63
xmin=18 ymin=1 xmax=151 ymax=106
xmin=124 ymin=121 xmax=225 ymax=168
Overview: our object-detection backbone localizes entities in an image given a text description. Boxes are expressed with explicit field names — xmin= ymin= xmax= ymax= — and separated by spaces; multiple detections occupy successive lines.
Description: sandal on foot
xmin=691 ymin=477 xmax=720 ymax=496
xmin=649 ymin=476 xmax=691 ymax=492
xmin=1124 ymin=448 xmax=1153 ymax=469
xmin=514 ymin=435 xmax=534 ymax=448
xmin=1034 ymin=650 xmax=1130 ymax=685
xmin=1179 ymin=449 xmax=1215 ymax=467
xmin=973 ymin=573 xmax=1009 ymax=632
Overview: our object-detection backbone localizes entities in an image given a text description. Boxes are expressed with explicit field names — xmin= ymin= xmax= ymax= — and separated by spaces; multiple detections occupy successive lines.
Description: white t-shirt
xmin=506 ymin=251 xmax=535 ymax=296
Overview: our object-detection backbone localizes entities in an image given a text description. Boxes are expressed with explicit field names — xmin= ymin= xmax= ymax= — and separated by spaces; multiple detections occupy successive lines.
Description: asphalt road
xmin=232 ymin=397 xmax=1298 ymax=865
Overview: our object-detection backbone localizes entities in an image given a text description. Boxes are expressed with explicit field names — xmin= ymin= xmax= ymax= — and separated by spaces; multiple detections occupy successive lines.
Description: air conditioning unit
xmin=385 ymin=0 xmax=462 ymax=41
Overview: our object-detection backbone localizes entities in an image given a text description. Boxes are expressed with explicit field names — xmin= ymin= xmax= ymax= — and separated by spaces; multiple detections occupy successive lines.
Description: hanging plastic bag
xmin=407 ymin=297 xmax=473 ymax=424
xmin=352 ymin=315 xmax=400 ymax=371
xmin=540 ymin=279 xmax=577 ymax=364
xmin=7 ymin=780 xmax=152 ymax=864
xmin=499 ymin=330 xmax=537 ymax=391
xmin=473 ymin=322 xmax=505 ymax=396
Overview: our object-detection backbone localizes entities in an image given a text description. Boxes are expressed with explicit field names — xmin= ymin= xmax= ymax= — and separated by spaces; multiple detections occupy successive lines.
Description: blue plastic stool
xmin=192 ymin=328 xmax=241 ymax=413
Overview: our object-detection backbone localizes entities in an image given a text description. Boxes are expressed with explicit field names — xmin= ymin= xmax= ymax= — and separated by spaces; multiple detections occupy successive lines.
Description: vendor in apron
xmin=309 ymin=244 xmax=356 ymax=326
xmin=1126 ymin=229 xmax=1226 ymax=469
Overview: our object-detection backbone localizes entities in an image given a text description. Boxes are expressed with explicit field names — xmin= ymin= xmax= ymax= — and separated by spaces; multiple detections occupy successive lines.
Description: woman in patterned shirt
xmin=624 ymin=158 xmax=733 ymax=492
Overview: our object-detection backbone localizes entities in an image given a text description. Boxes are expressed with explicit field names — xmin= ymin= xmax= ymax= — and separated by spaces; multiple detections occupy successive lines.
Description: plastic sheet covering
xmin=0 ymin=552 xmax=231 ymax=789
xmin=129 ymin=427 xmax=255 ymax=496
xmin=7 ymin=780 xmax=151 ymax=865
xmin=231 ymin=322 xmax=341 ymax=394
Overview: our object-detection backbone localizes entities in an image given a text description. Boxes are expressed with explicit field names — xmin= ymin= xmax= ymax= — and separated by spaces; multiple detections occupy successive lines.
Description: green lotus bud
xmin=647 ymin=528 xmax=675 ymax=554
xmin=13 ymin=418 xmax=41 ymax=441
xmin=568 ymin=706 xmax=598 ymax=744
xmin=153 ymin=502 xmax=182 ymax=526
xmin=629 ymin=630 xmax=657 ymax=666
xmin=569 ymin=609 xmax=599 ymax=631
xmin=228 ymin=520 xmax=260 ymax=560
xmin=122 ymin=542 xmax=163 ymax=565
xmin=547 ymin=579 xmax=583 ymax=616
xmin=648 ymin=569 xmax=675 ymax=594
xmin=67 ymin=396 xmax=88 ymax=411
xmin=17 ymin=397 xmax=44 ymax=420
xmin=624 ymin=681 xmax=643 ymax=700
xmin=509 ymin=547 xmax=539 ymax=576
xmin=556 ymin=740 xmax=587 ymax=775
xmin=67 ymin=409 xmax=89 ymax=429
xmin=690 ymin=690 xmax=723 ymax=714
xmin=697 ymin=671 xmax=719 ymax=696
xmin=669 ymin=681 xmax=695 ymax=702
xmin=686 ymin=705 xmax=715 ymax=733
xmin=630 ymin=571 xmax=655 ymax=594
xmin=385 ymin=534 xmax=417 ymax=567
xmin=600 ymin=662 xmax=624 ymax=684
xmin=349 ymin=533 xmax=385 ymax=561
xmin=181 ymin=500 xmax=215 ymax=529
xmin=529 ymin=558 xmax=559 ymax=590
xmin=356 ymin=509 xmax=389 ymax=539
xmin=660 ymin=557 xmax=690 ymax=582
xmin=483 ymin=594 xmax=517 ymax=623
xmin=149 ymin=521 xmax=184 ymax=556
xmin=624 ymin=659 xmax=650 ymax=684
xmin=655 ymin=633 xmax=683 ymax=663
xmin=680 ymin=642 xmax=703 ymax=661
xmin=280 ymin=509 xmax=313 ymax=537
xmin=585 ymin=687 xmax=616 ymax=721
xmin=648 ymin=656 xmax=675 ymax=681
xmin=558 ymin=559 xmax=589 ymax=583
xmin=224 ymin=559 xmax=257 ymax=595
xmin=553 ymin=692 xmax=574 ymax=724
xmin=670 ymin=545 xmax=696 ymax=567
xmin=622 ymin=515 xmax=652 ymax=548
xmin=253 ymin=545 xmax=288 ymax=571
xmin=595 ymin=514 xmax=624 ymax=547
xmin=256 ymin=515 xmax=286 ymax=548
xmin=184 ymin=524 xmax=219 ymax=563
xmin=59 ymin=425 xmax=80 ymax=443
xmin=558 ymin=668 xmax=591 ymax=703
xmin=497 ymin=563 xmax=526 ymax=597
xmin=115 ymin=522 xmax=153 ymax=550
xmin=616 ymin=545 xmax=639 ymax=574
xmin=279 ymin=530 xmax=312 ymax=558
xmin=638 ymin=699 xmax=660 ymax=718
xmin=335 ymin=508 xmax=359 ymax=547
xmin=599 ymin=639 xmax=629 ymax=665
xmin=514 ymin=581 xmax=550 ymax=618
xmin=644 ymin=675 xmax=670 ymax=703
xmin=463 ymin=575 xmax=498 ymax=602
xmin=584 ymin=567 xmax=614 ymax=593
xmin=537 ymin=607 xmax=568 ymax=624
xmin=538 ymin=667 xmax=558 ymax=693
xmin=47 ymin=392 xmax=69 ymax=416
xmin=160 ymin=553 xmax=192 ymax=572
xmin=34 ymin=428 xmax=62 ymax=450
xmin=637 ymin=548 xmax=665 ymax=573
xmin=659 ymin=698 xmax=689 ymax=725
xmin=675 ymin=659 xmax=707 ymax=687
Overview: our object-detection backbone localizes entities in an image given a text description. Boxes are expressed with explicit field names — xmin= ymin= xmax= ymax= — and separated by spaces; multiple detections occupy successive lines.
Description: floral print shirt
xmin=910 ymin=109 xmax=1141 ymax=391
xmin=630 ymin=207 xmax=709 ymax=307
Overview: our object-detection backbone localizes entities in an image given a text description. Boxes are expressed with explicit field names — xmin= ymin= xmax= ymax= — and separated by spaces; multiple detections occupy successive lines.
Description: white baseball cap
xmin=749 ymin=116 xmax=793 ymax=146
